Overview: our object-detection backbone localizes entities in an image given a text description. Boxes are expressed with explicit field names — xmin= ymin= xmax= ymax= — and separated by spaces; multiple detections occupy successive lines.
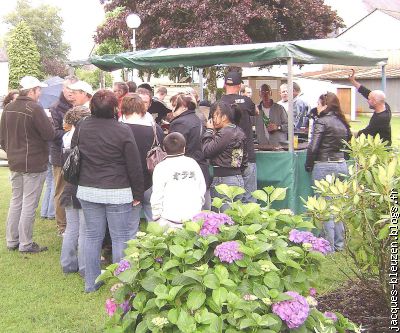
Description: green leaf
xmin=162 ymin=259 xmax=180 ymax=271
xmin=146 ymin=222 xmax=164 ymax=235
xmin=168 ymin=308 xmax=179 ymax=324
xmin=270 ymin=187 xmax=287 ymax=202
xmin=185 ymin=221 xmax=201 ymax=233
xmin=194 ymin=308 xmax=218 ymax=324
xmin=170 ymin=244 xmax=185 ymax=258
xmin=140 ymin=275 xmax=165 ymax=292
xmin=239 ymin=318 xmax=256 ymax=329
xmin=177 ymin=309 xmax=197 ymax=333
xmin=132 ymin=292 xmax=147 ymax=312
xmin=252 ymin=189 xmax=269 ymax=202
xmin=263 ymin=272 xmax=281 ymax=289
xmin=139 ymin=257 xmax=154 ymax=270
xmin=252 ymin=283 xmax=270 ymax=299
xmin=168 ymin=285 xmax=183 ymax=301
xmin=134 ymin=321 xmax=148 ymax=333
xmin=275 ymin=247 xmax=288 ymax=263
xmin=212 ymin=197 xmax=224 ymax=209
xmin=203 ymin=274 xmax=220 ymax=289
xmin=154 ymin=285 xmax=168 ymax=297
xmin=263 ymin=186 xmax=275 ymax=195
xmin=247 ymin=262 xmax=263 ymax=276
xmin=377 ymin=224 xmax=390 ymax=240
xmin=212 ymin=287 xmax=228 ymax=308
xmin=187 ymin=290 xmax=207 ymax=310
xmin=215 ymin=184 xmax=246 ymax=201
xmin=214 ymin=265 xmax=229 ymax=282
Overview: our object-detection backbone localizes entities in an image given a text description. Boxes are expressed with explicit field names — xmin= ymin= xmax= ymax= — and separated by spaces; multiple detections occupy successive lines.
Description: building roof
xmin=300 ymin=67 xmax=400 ymax=80
xmin=0 ymin=48 xmax=8 ymax=62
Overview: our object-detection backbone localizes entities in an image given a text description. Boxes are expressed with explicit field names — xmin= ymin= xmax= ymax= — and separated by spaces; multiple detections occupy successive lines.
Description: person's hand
xmin=132 ymin=200 xmax=141 ymax=207
xmin=63 ymin=123 xmax=72 ymax=132
xmin=206 ymin=118 xmax=214 ymax=129
xmin=348 ymin=69 xmax=356 ymax=82
xmin=267 ymin=123 xmax=278 ymax=133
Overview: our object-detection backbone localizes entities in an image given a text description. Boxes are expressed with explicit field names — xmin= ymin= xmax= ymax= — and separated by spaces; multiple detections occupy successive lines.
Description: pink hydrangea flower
xmin=114 ymin=259 xmax=131 ymax=275
xmin=193 ymin=212 xmax=234 ymax=236
xmin=272 ymin=291 xmax=310 ymax=329
xmin=214 ymin=241 xmax=243 ymax=263
xmin=309 ymin=288 xmax=317 ymax=296
xmin=105 ymin=298 xmax=117 ymax=316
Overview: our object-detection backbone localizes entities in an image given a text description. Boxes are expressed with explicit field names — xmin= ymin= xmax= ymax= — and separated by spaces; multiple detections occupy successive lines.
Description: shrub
xmin=304 ymin=134 xmax=399 ymax=305
xmin=99 ymin=185 xmax=358 ymax=332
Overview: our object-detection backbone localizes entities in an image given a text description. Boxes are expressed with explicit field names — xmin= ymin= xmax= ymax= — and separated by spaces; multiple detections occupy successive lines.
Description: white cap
xmin=20 ymin=76 xmax=48 ymax=90
xmin=68 ymin=81 xmax=94 ymax=96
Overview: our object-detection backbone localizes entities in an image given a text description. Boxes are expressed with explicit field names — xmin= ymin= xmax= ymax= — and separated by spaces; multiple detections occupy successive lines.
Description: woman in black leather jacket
xmin=305 ymin=92 xmax=351 ymax=251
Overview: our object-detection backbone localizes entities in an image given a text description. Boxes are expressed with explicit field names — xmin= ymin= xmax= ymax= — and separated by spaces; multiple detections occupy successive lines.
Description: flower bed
xmin=98 ymin=186 xmax=359 ymax=332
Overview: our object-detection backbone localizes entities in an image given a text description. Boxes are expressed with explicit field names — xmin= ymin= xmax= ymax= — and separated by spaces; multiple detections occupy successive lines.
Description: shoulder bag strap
xmin=151 ymin=122 xmax=160 ymax=147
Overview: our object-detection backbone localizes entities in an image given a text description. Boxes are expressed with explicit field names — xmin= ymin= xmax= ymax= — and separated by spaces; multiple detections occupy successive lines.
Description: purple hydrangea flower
xmin=193 ymin=212 xmax=234 ymax=236
xmin=309 ymin=237 xmax=332 ymax=254
xmin=114 ymin=259 xmax=131 ymax=275
xmin=214 ymin=241 xmax=243 ymax=263
xmin=120 ymin=299 xmax=131 ymax=313
xmin=272 ymin=291 xmax=310 ymax=329
xmin=309 ymin=288 xmax=317 ymax=296
xmin=155 ymin=257 xmax=163 ymax=263
xmin=289 ymin=229 xmax=315 ymax=243
xmin=288 ymin=229 xmax=332 ymax=254
xmin=324 ymin=311 xmax=338 ymax=322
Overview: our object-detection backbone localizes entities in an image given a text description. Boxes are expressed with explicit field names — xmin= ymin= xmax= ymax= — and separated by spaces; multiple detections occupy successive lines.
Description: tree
xmin=75 ymin=67 xmax=113 ymax=89
xmin=3 ymin=0 xmax=70 ymax=76
xmin=94 ymin=0 xmax=344 ymax=95
xmin=7 ymin=21 xmax=42 ymax=89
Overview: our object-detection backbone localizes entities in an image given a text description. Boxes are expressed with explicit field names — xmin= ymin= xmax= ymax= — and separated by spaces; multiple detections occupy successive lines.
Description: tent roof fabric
xmin=90 ymin=38 xmax=388 ymax=71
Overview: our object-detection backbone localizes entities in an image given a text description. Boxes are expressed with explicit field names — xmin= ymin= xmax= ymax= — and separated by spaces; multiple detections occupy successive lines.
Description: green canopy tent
xmin=89 ymin=38 xmax=387 ymax=212
xmin=90 ymin=38 xmax=387 ymax=152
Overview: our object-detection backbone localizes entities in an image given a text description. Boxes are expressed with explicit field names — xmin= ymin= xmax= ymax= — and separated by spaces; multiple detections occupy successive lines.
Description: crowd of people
xmin=0 ymin=68 xmax=392 ymax=292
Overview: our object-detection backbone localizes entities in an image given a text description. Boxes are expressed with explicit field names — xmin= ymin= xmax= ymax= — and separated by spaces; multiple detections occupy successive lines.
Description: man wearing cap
xmin=0 ymin=76 xmax=55 ymax=253
xmin=220 ymin=71 xmax=258 ymax=203
xmin=49 ymin=75 xmax=79 ymax=236
xmin=255 ymin=84 xmax=288 ymax=147
xmin=69 ymin=80 xmax=93 ymax=108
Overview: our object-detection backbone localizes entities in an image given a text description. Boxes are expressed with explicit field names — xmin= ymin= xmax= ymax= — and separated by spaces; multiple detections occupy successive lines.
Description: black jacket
xmin=220 ymin=94 xmax=256 ymax=163
xmin=71 ymin=116 xmax=144 ymax=201
xmin=202 ymin=125 xmax=248 ymax=177
xmin=170 ymin=109 xmax=210 ymax=185
xmin=305 ymin=110 xmax=351 ymax=172
xmin=50 ymin=93 xmax=73 ymax=166
xmin=148 ymin=99 xmax=171 ymax=124
xmin=357 ymin=85 xmax=391 ymax=145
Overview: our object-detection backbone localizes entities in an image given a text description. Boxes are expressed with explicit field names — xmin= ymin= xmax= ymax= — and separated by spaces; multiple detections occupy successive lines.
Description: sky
xmin=0 ymin=0 xmax=371 ymax=61
xmin=0 ymin=0 xmax=105 ymax=60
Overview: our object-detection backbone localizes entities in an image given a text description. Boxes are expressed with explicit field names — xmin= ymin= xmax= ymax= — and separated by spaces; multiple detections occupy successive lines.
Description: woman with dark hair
xmin=305 ymin=92 xmax=352 ymax=251
xmin=71 ymin=89 xmax=144 ymax=292
xmin=2 ymin=90 xmax=19 ymax=108
xmin=169 ymin=93 xmax=211 ymax=209
xmin=202 ymin=101 xmax=247 ymax=211
xmin=121 ymin=93 xmax=164 ymax=221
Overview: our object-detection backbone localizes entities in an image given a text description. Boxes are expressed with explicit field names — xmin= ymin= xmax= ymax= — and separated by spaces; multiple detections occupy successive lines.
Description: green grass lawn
xmin=350 ymin=114 xmax=400 ymax=147
xmin=0 ymin=167 xmax=354 ymax=332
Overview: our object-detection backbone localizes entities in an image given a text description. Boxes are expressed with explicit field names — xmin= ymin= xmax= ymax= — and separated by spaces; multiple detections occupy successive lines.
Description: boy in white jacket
xmin=151 ymin=132 xmax=206 ymax=228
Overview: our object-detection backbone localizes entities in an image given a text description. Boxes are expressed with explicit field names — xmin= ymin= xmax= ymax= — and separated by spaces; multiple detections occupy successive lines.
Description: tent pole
xmin=199 ymin=68 xmax=204 ymax=101
xmin=287 ymin=57 xmax=294 ymax=153
xmin=381 ymin=63 xmax=386 ymax=92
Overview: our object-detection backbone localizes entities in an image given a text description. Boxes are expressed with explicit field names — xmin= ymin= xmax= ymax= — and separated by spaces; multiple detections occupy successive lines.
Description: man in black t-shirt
xmin=220 ymin=71 xmax=258 ymax=203
xmin=137 ymin=83 xmax=171 ymax=124
xmin=349 ymin=69 xmax=391 ymax=145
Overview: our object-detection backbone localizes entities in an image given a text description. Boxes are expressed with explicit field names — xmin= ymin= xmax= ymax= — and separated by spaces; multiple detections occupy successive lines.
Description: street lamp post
xmin=126 ymin=13 xmax=141 ymax=51
xmin=125 ymin=13 xmax=141 ymax=81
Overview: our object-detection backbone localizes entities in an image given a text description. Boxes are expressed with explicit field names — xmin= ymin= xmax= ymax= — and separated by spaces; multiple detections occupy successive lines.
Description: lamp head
xmin=126 ymin=13 xmax=141 ymax=29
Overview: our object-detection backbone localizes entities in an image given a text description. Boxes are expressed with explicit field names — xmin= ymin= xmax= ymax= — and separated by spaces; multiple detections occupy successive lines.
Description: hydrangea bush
xmin=98 ymin=185 xmax=358 ymax=332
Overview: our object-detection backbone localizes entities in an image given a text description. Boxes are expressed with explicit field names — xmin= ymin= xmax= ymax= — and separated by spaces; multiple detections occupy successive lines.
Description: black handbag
xmin=62 ymin=119 xmax=85 ymax=185
xmin=146 ymin=123 xmax=167 ymax=173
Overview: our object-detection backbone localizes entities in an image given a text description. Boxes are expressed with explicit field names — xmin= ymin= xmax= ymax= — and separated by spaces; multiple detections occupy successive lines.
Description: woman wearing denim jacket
xmin=305 ymin=92 xmax=352 ymax=251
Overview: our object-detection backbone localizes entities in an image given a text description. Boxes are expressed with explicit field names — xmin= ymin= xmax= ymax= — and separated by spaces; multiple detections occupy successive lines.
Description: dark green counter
xmin=255 ymin=150 xmax=313 ymax=214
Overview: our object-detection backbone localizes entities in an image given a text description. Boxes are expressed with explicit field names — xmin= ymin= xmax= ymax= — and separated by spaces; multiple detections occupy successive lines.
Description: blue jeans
xmin=211 ymin=175 xmax=244 ymax=212
xmin=79 ymin=200 xmax=138 ymax=292
xmin=242 ymin=162 xmax=257 ymax=203
xmin=312 ymin=161 xmax=348 ymax=251
xmin=40 ymin=161 xmax=55 ymax=218
xmin=132 ymin=187 xmax=153 ymax=222
xmin=60 ymin=206 xmax=86 ymax=276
